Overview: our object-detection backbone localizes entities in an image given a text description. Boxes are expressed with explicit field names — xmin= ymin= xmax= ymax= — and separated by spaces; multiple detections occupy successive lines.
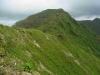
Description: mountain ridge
xmin=79 ymin=18 xmax=100 ymax=35
xmin=0 ymin=9 xmax=100 ymax=75
xmin=15 ymin=9 xmax=100 ymax=56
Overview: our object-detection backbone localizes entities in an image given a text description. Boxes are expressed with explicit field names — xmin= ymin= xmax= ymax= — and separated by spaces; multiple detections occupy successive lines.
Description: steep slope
xmin=0 ymin=9 xmax=100 ymax=75
xmin=15 ymin=9 xmax=100 ymax=57
xmin=0 ymin=24 xmax=100 ymax=75
xmin=79 ymin=18 xmax=100 ymax=35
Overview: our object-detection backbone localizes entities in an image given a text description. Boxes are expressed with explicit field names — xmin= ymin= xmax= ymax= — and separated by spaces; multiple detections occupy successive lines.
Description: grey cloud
xmin=68 ymin=0 xmax=100 ymax=17
xmin=0 ymin=0 xmax=100 ymax=25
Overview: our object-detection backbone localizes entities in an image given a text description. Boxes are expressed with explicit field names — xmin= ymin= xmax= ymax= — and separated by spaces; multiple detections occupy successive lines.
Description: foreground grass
xmin=0 ymin=25 xmax=100 ymax=75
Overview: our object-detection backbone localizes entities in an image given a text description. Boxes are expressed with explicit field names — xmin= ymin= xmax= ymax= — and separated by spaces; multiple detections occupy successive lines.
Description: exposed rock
xmin=33 ymin=40 xmax=41 ymax=48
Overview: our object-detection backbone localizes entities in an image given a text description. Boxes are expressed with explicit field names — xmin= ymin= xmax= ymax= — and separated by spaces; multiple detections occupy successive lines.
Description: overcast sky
xmin=0 ymin=0 xmax=100 ymax=26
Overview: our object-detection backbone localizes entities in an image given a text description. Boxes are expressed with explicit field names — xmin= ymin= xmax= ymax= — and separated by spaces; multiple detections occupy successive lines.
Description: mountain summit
xmin=93 ymin=18 xmax=100 ymax=22
xmin=15 ymin=9 xmax=72 ymax=28
xmin=15 ymin=9 xmax=82 ymax=36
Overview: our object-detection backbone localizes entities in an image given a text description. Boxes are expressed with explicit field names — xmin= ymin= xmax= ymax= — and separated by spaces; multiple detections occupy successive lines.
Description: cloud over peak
xmin=0 ymin=0 xmax=100 ymax=25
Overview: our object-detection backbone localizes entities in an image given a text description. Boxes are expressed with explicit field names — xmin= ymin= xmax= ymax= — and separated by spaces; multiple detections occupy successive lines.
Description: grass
xmin=0 ymin=9 xmax=100 ymax=75
xmin=0 ymin=25 xmax=100 ymax=75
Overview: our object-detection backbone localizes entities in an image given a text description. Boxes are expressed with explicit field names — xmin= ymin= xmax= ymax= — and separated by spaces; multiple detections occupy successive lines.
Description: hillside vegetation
xmin=0 ymin=9 xmax=100 ymax=75
xmin=79 ymin=18 xmax=100 ymax=35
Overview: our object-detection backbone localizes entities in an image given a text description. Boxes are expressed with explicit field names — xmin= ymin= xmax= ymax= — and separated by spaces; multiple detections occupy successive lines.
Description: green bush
xmin=0 ymin=69 xmax=5 ymax=75
xmin=24 ymin=66 xmax=31 ymax=72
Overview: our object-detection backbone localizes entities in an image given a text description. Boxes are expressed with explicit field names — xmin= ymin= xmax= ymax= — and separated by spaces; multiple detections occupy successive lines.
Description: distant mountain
xmin=0 ymin=9 xmax=100 ymax=75
xmin=79 ymin=18 xmax=100 ymax=35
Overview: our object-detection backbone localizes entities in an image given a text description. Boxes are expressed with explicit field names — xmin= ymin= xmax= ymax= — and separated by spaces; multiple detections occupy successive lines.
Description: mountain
xmin=79 ymin=18 xmax=100 ymax=35
xmin=15 ymin=9 xmax=100 ymax=57
xmin=0 ymin=9 xmax=100 ymax=75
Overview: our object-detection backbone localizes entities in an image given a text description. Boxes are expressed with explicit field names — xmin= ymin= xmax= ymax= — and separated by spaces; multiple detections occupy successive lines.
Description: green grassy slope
xmin=79 ymin=18 xmax=100 ymax=35
xmin=15 ymin=9 xmax=100 ymax=57
xmin=0 ymin=24 xmax=100 ymax=75
xmin=0 ymin=9 xmax=100 ymax=75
